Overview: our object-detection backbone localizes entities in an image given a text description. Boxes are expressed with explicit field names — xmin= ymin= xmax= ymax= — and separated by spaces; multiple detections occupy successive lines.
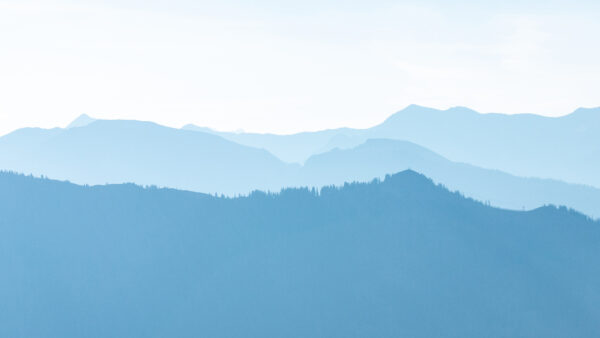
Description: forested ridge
xmin=0 ymin=170 xmax=598 ymax=337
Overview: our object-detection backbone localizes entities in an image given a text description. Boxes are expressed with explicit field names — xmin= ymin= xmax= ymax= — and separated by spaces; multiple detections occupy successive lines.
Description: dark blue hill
xmin=0 ymin=171 xmax=598 ymax=337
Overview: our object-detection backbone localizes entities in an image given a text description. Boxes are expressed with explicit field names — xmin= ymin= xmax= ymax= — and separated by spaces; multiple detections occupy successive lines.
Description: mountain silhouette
xmin=66 ymin=113 xmax=96 ymax=128
xmin=0 ymin=119 xmax=297 ymax=195
xmin=184 ymin=105 xmax=600 ymax=187
xmin=2 ymin=117 xmax=600 ymax=218
xmin=182 ymin=122 xmax=352 ymax=164
xmin=299 ymin=139 xmax=600 ymax=218
xmin=0 ymin=170 xmax=598 ymax=337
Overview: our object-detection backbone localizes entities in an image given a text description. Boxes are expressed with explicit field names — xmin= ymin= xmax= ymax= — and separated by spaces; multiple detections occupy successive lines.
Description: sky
xmin=0 ymin=0 xmax=599 ymax=136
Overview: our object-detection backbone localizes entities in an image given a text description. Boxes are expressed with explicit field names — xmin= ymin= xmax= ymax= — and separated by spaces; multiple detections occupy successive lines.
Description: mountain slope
xmin=66 ymin=113 xmax=96 ymax=128
xmin=0 ymin=171 xmax=598 ymax=337
xmin=300 ymin=139 xmax=600 ymax=218
xmin=368 ymin=105 xmax=600 ymax=187
xmin=182 ymin=123 xmax=351 ymax=164
xmin=2 ymin=119 xmax=600 ymax=218
xmin=185 ymin=105 xmax=600 ymax=187
xmin=0 ymin=119 xmax=298 ymax=194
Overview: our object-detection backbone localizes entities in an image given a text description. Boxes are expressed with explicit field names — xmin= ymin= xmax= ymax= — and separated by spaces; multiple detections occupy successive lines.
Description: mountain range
xmin=1 ymin=111 xmax=600 ymax=218
xmin=301 ymin=138 xmax=600 ymax=218
xmin=1 ymin=170 xmax=598 ymax=337
xmin=0 ymin=119 xmax=296 ymax=194
xmin=184 ymin=105 xmax=600 ymax=188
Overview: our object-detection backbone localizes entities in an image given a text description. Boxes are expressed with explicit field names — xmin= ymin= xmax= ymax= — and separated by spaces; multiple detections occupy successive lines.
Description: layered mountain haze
xmin=182 ymin=123 xmax=354 ymax=165
xmin=3 ymin=1 xmax=598 ymax=336
xmin=301 ymin=139 xmax=600 ymax=218
xmin=182 ymin=123 xmax=357 ymax=164
xmin=1 ymin=171 xmax=598 ymax=337
xmin=0 ymin=119 xmax=297 ymax=194
xmin=184 ymin=105 xmax=600 ymax=188
xmin=2 ymin=113 xmax=600 ymax=218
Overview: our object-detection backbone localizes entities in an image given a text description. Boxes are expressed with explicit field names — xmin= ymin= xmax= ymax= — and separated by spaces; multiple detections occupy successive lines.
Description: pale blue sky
xmin=1 ymin=0 xmax=599 ymax=135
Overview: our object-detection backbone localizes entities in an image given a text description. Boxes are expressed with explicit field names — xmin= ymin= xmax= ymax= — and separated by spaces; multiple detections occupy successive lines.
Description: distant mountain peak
xmin=446 ymin=106 xmax=478 ymax=114
xmin=382 ymin=105 xmax=448 ymax=124
xmin=395 ymin=105 xmax=480 ymax=116
xmin=400 ymin=104 xmax=434 ymax=112
xmin=181 ymin=124 xmax=217 ymax=133
xmin=567 ymin=107 xmax=600 ymax=118
xmin=66 ymin=114 xmax=96 ymax=129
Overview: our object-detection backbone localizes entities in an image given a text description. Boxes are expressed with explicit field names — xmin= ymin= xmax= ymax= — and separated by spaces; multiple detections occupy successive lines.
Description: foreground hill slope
xmin=0 ymin=171 xmax=598 ymax=337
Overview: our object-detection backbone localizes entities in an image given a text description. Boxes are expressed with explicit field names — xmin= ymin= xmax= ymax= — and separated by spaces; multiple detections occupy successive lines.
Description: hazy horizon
xmin=2 ymin=104 xmax=599 ymax=137
xmin=2 ymin=2 xmax=599 ymax=336
xmin=1 ymin=0 xmax=599 ymax=136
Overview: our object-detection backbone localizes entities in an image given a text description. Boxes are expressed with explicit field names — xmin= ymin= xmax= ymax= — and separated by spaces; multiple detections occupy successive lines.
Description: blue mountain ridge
xmin=0 ymin=170 xmax=598 ymax=337
xmin=1 ymin=117 xmax=600 ymax=218
xmin=184 ymin=105 xmax=600 ymax=188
